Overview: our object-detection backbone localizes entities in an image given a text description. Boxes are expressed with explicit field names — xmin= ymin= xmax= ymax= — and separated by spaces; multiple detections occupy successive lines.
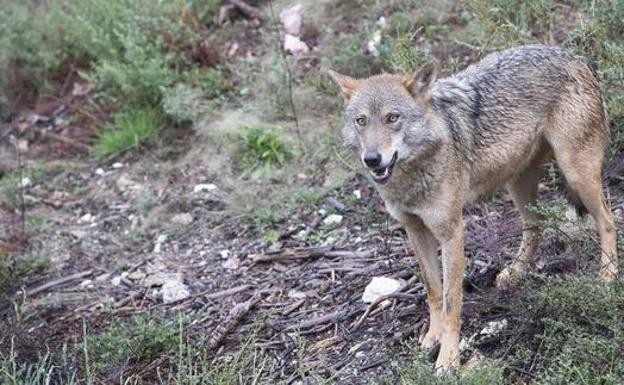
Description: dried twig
xmin=207 ymin=297 xmax=260 ymax=350
xmin=229 ymin=0 xmax=263 ymax=20
xmin=268 ymin=0 xmax=303 ymax=151
xmin=25 ymin=270 xmax=93 ymax=297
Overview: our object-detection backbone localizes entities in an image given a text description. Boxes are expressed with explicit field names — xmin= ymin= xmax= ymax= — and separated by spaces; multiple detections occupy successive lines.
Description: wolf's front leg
xmin=403 ymin=216 xmax=443 ymax=349
xmin=435 ymin=219 xmax=465 ymax=372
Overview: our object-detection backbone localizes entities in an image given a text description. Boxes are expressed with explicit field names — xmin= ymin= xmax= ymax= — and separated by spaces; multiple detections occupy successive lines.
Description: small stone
xmin=96 ymin=273 xmax=111 ymax=282
xmin=296 ymin=173 xmax=307 ymax=180
xmin=222 ymin=257 xmax=240 ymax=270
xmin=20 ymin=177 xmax=32 ymax=188
xmin=353 ymin=189 xmax=362 ymax=199
xmin=171 ymin=212 xmax=193 ymax=226
xmin=79 ymin=213 xmax=94 ymax=223
xmin=154 ymin=234 xmax=167 ymax=253
xmin=111 ymin=276 xmax=122 ymax=286
xmin=160 ymin=281 xmax=190 ymax=303
xmin=112 ymin=162 xmax=124 ymax=169
xmin=219 ymin=250 xmax=231 ymax=259
xmin=144 ymin=272 xmax=184 ymax=287
xmin=70 ymin=229 xmax=88 ymax=239
xmin=284 ymin=34 xmax=309 ymax=55
xmin=288 ymin=289 xmax=307 ymax=299
xmin=95 ymin=168 xmax=105 ymax=176
xmin=80 ymin=279 xmax=94 ymax=288
xmin=128 ymin=271 xmax=146 ymax=281
xmin=193 ymin=183 xmax=217 ymax=193
xmin=362 ymin=277 xmax=402 ymax=303
xmin=279 ymin=4 xmax=303 ymax=36
xmin=323 ymin=214 xmax=343 ymax=226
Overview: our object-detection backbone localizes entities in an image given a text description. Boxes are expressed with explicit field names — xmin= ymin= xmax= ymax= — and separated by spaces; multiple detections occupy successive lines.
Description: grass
xmin=92 ymin=107 xmax=165 ymax=159
xmin=238 ymin=125 xmax=293 ymax=172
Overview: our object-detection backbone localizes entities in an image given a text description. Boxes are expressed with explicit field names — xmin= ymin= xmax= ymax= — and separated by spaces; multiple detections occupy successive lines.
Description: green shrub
xmin=380 ymin=350 xmax=505 ymax=385
xmin=495 ymin=275 xmax=624 ymax=384
xmin=92 ymin=107 xmax=165 ymax=158
xmin=84 ymin=314 xmax=178 ymax=374
xmin=238 ymin=125 xmax=293 ymax=169
xmin=0 ymin=2 xmax=65 ymax=118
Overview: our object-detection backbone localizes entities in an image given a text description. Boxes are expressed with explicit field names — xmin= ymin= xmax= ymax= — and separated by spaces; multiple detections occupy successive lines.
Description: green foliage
xmin=380 ymin=350 xmax=504 ymax=385
xmin=238 ymin=125 xmax=293 ymax=170
xmin=0 ymin=346 xmax=78 ymax=385
xmin=84 ymin=314 xmax=178 ymax=374
xmin=92 ymin=107 xmax=165 ymax=158
xmin=383 ymin=31 xmax=425 ymax=74
xmin=0 ymin=252 xmax=49 ymax=300
xmin=0 ymin=2 xmax=65 ymax=118
xmin=500 ymin=275 xmax=624 ymax=384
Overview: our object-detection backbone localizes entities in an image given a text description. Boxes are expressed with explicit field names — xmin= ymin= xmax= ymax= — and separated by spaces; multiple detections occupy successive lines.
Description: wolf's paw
xmin=419 ymin=327 xmax=441 ymax=349
xmin=434 ymin=345 xmax=460 ymax=374
xmin=599 ymin=265 xmax=617 ymax=282
xmin=495 ymin=265 xmax=525 ymax=288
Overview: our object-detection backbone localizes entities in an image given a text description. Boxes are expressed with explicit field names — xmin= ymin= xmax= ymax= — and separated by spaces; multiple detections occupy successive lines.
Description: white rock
xmin=353 ymin=189 xmax=362 ymax=199
xmin=80 ymin=279 xmax=94 ymax=288
xmin=193 ymin=183 xmax=217 ymax=193
xmin=323 ymin=214 xmax=343 ymax=226
xmin=20 ymin=177 xmax=32 ymax=188
xmin=128 ymin=270 xmax=146 ymax=281
xmin=79 ymin=213 xmax=94 ymax=223
xmin=160 ymin=281 xmax=190 ymax=303
xmin=154 ymin=234 xmax=167 ymax=253
xmin=112 ymin=162 xmax=124 ymax=169
xmin=171 ymin=212 xmax=193 ymax=226
xmin=284 ymin=34 xmax=309 ymax=55
xmin=367 ymin=30 xmax=382 ymax=57
xmin=219 ymin=249 xmax=231 ymax=259
xmin=288 ymin=289 xmax=307 ymax=299
xmin=96 ymin=273 xmax=111 ymax=282
xmin=222 ymin=256 xmax=240 ymax=270
xmin=111 ymin=275 xmax=122 ymax=286
xmin=362 ymin=277 xmax=402 ymax=303
xmin=144 ymin=272 xmax=184 ymax=287
xmin=95 ymin=168 xmax=105 ymax=176
xmin=480 ymin=319 xmax=508 ymax=336
xmin=376 ymin=16 xmax=388 ymax=29
xmin=279 ymin=4 xmax=303 ymax=36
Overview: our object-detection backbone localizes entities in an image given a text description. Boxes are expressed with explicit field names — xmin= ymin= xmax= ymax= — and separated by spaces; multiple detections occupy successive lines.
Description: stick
xmin=204 ymin=284 xmax=253 ymax=300
xmin=207 ymin=297 xmax=259 ymax=350
xmin=229 ymin=0 xmax=263 ymax=20
xmin=26 ymin=270 xmax=93 ymax=297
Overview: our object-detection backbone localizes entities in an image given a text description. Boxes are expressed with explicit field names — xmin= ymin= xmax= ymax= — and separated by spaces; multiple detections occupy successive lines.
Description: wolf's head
xmin=329 ymin=63 xmax=442 ymax=184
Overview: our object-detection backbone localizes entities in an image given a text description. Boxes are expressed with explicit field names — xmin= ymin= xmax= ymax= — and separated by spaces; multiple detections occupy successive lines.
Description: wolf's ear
xmin=403 ymin=62 xmax=438 ymax=98
xmin=327 ymin=69 xmax=359 ymax=100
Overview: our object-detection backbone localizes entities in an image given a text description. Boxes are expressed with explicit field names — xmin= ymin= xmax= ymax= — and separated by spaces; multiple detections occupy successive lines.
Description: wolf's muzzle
xmin=369 ymin=151 xmax=398 ymax=184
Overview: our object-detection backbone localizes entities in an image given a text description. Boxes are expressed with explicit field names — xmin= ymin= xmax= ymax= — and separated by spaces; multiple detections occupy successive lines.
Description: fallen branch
xmin=207 ymin=297 xmax=260 ymax=350
xmin=25 ymin=270 xmax=93 ymax=297
xmin=229 ymin=0 xmax=263 ymax=20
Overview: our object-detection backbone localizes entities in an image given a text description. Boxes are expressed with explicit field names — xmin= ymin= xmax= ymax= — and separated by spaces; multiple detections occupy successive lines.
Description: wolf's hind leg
xmin=555 ymin=154 xmax=618 ymax=280
xmin=497 ymin=160 xmax=545 ymax=286
xmin=404 ymin=216 xmax=443 ymax=349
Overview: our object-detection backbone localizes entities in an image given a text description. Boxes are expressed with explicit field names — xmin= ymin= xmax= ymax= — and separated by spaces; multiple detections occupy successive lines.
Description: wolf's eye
xmin=387 ymin=113 xmax=400 ymax=123
xmin=356 ymin=116 xmax=367 ymax=126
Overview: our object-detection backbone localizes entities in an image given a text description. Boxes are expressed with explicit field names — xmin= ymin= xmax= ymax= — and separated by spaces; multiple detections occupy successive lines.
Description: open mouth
xmin=369 ymin=152 xmax=398 ymax=184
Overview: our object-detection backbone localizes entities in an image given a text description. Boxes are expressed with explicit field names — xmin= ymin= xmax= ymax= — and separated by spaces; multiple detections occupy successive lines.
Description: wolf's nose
xmin=363 ymin=150 xmax=382 ymax=168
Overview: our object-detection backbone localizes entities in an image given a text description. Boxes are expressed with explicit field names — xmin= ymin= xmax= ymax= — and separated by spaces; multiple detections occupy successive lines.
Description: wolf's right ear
xmin=327 ymin=69 xmax=359 ymax=101
xmin=403 ymin=62 xmax=438 ymax=99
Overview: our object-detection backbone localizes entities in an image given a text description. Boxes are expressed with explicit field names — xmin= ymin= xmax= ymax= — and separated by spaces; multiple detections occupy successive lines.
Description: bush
xmin=92 ymin=107 xmax=165 ymax=159
xmin=494 ymin=275 xmax=624 ymax=384
xmin=238 ymin=125 xmax=293 ymax=170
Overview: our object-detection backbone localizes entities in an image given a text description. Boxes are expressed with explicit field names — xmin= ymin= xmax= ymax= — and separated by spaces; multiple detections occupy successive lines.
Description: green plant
xmin=382 ymin=30 xmax=425 ymax=74
xmin=379 ymin=349 xmax=505 ymax=385
xmin=497 ymin=275 xmax=624 ymax=384
xmin=83 ymin=314 xmax=178 ymax=374
xmin=92 ymin=107 xmax=165 ymax=158
xmin=239 ymin=125 xmax=293 ymax=170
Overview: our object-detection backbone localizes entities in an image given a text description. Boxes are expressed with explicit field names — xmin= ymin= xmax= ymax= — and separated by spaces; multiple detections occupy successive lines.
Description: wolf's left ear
xmin=403 ymin=62 xmax=438 ymax=98
xmin=327 ymin=69 xmax=359 ymax=101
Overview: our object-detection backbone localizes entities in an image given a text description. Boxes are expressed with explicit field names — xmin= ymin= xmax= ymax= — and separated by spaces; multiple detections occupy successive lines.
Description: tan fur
xmin=329 ymin=45 xmax=618 ymax=372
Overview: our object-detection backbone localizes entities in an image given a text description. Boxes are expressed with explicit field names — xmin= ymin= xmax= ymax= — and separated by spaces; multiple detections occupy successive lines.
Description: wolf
xmin=328 ymin=44 xmax=618 ymax=371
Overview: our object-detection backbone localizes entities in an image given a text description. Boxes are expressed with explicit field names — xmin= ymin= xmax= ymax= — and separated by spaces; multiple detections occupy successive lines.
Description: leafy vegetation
xmin=92 ymin=107 xmax=165 ymax=158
